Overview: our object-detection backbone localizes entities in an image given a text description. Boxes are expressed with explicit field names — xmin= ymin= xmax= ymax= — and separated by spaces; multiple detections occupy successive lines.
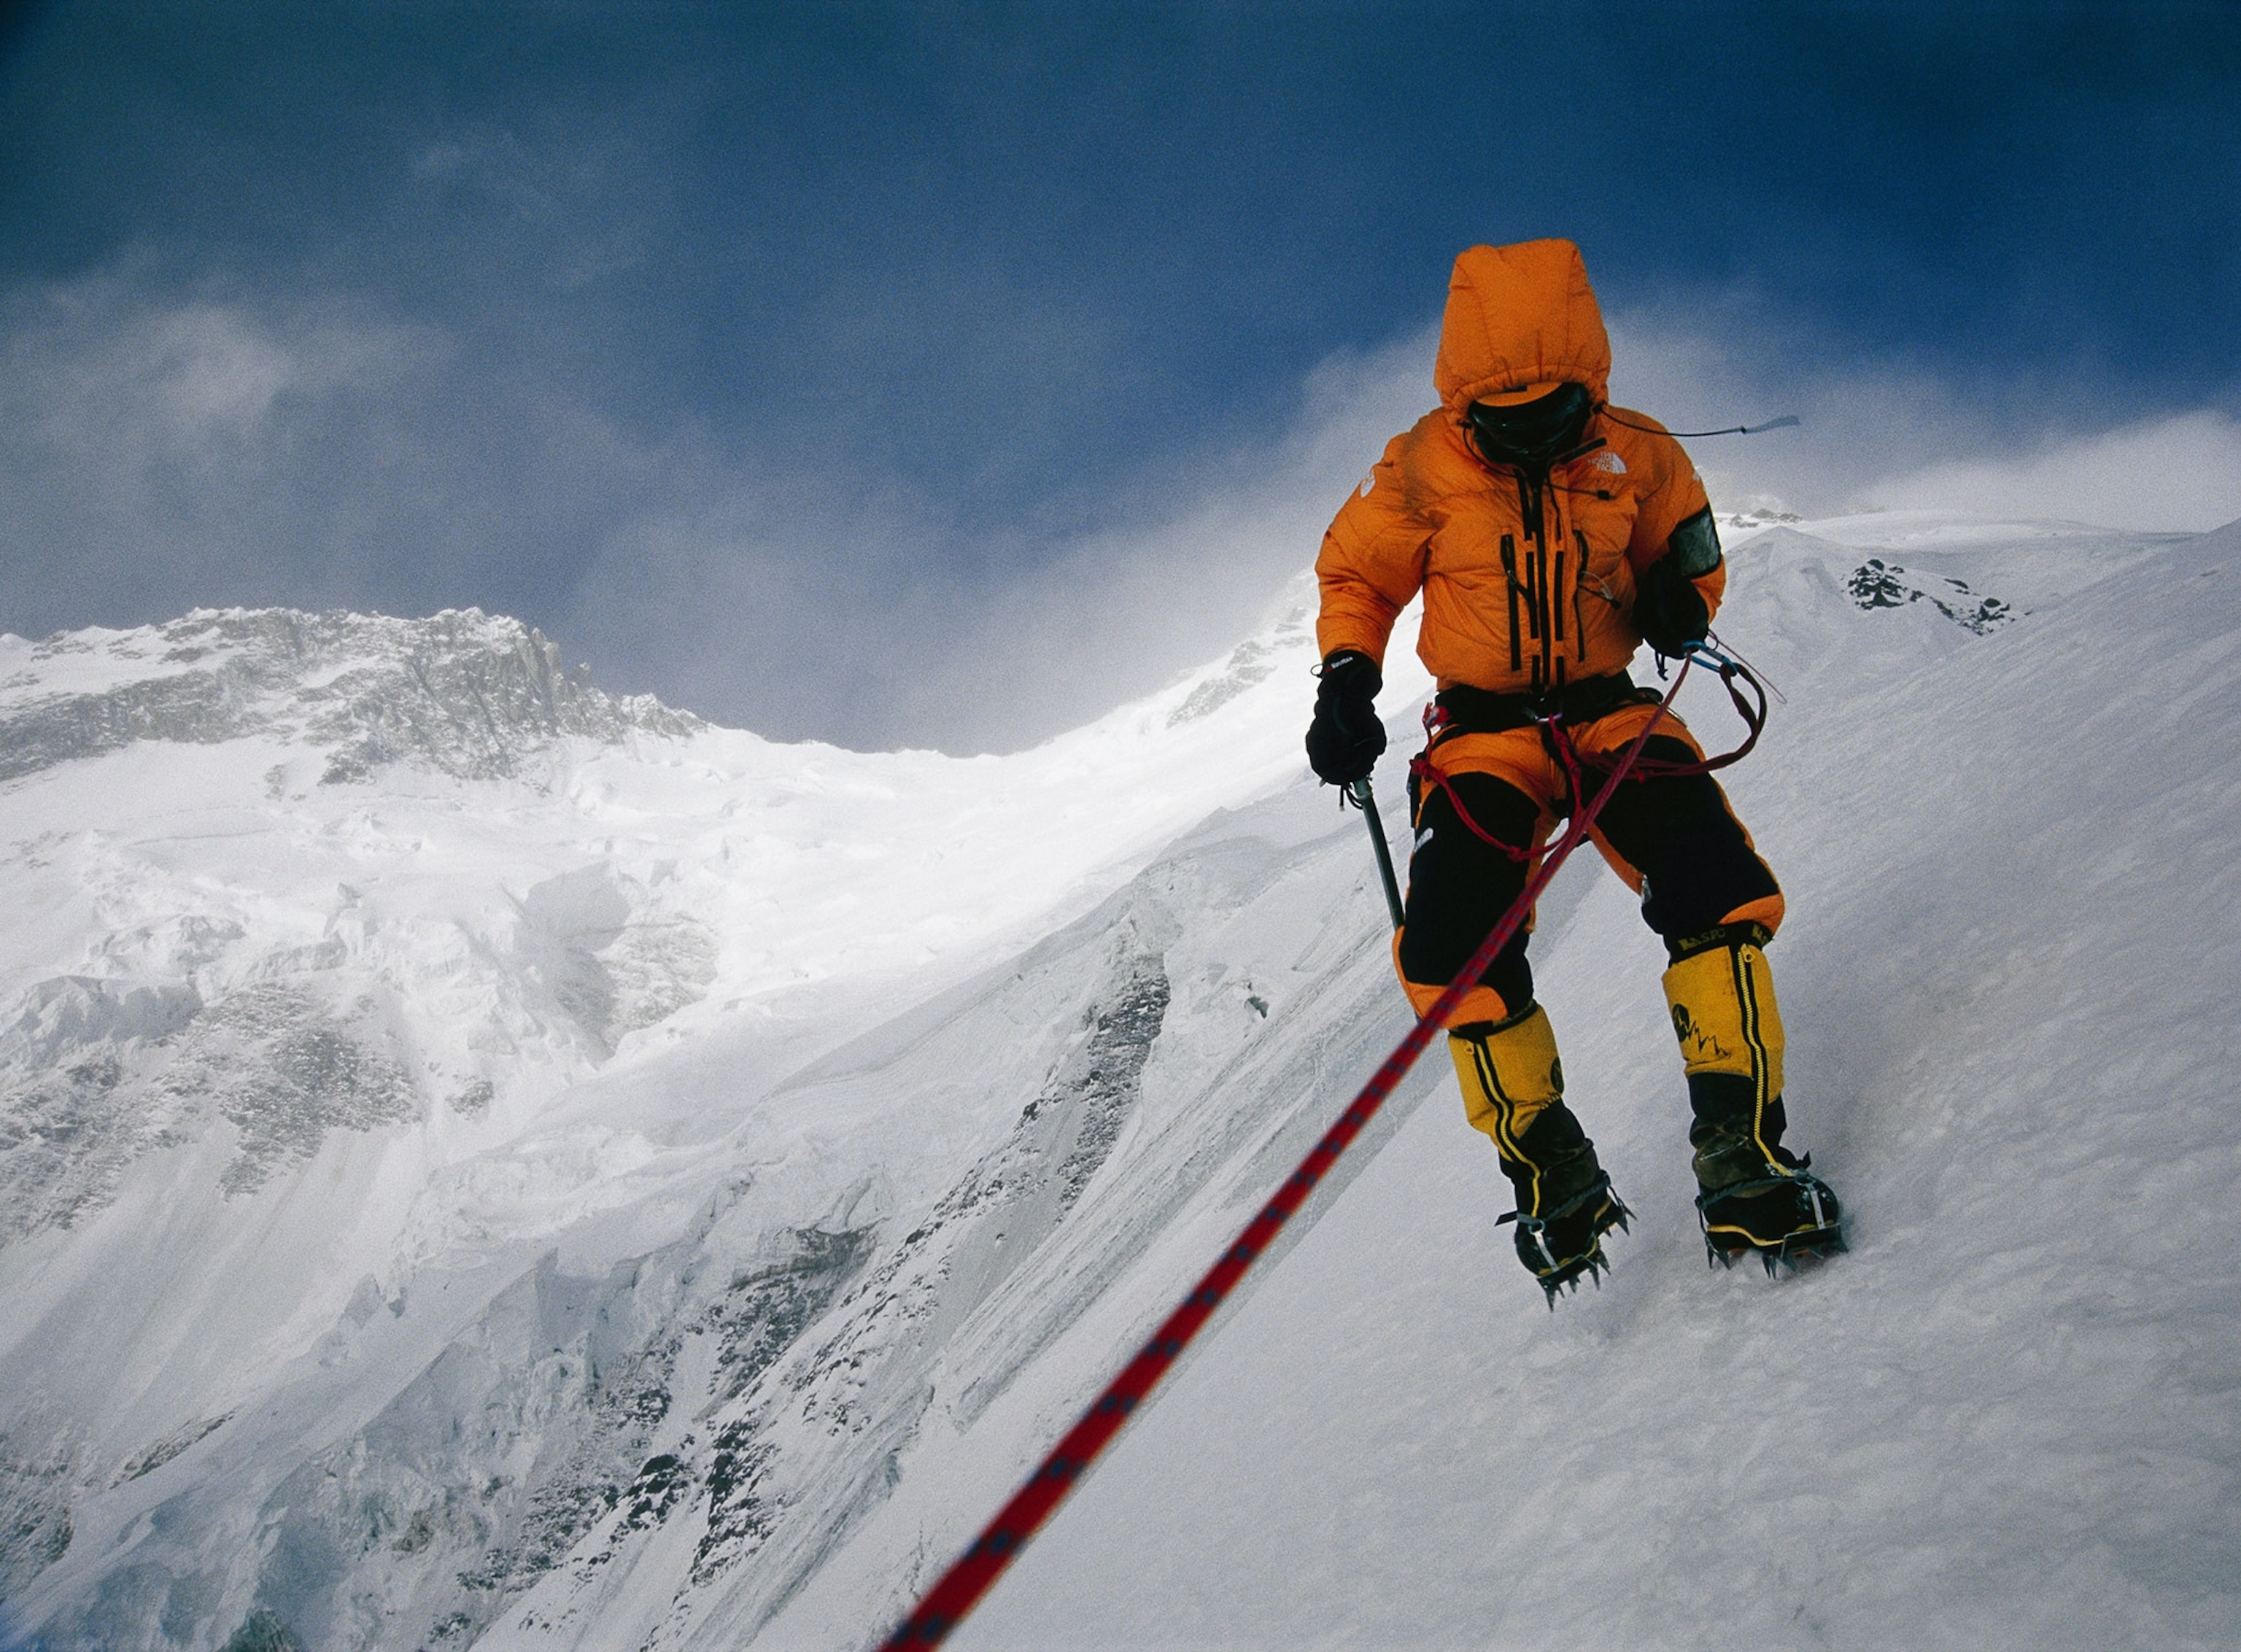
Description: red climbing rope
xmin=875 ymin=656 xmax=1712 ymax=1651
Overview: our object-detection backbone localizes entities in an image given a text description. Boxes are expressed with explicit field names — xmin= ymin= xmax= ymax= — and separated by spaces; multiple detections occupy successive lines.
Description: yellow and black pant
xmin=1396 ymin=695 xmax=1789 ymax=1167
xmin=1396 ymin=697 xmax=1783 ymax=1028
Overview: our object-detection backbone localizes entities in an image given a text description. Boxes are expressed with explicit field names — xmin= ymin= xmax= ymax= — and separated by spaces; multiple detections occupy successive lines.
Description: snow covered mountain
xmin=3 ymin=510 xmax=2237 ymax=1651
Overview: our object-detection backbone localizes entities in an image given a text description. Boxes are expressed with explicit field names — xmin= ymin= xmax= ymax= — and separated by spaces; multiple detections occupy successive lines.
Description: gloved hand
xmin=1304 ymin=650 xmax=1385 ymax=784
xmin=1634 ymin=557 xmax=1710 ymax=656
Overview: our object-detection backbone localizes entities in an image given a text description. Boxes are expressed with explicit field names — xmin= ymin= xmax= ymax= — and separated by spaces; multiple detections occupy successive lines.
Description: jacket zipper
xmin=1572 ymin=530 xmax=1591 ymax=662
xmin=1536 ymin=538 xmax=1553 ymax=692
xmin=1501 ymin=534 xmax=1523 ymax=670
xmin=1541 ymin=482 xmax=1559 ymax=691
xmin=1522 ymin=538 xmax=1543 ymax=698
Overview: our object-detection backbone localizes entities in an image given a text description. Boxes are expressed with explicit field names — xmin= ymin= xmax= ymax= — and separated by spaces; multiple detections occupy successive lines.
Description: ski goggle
xmin=1466 ymin=382 xmax=1595 ymax=469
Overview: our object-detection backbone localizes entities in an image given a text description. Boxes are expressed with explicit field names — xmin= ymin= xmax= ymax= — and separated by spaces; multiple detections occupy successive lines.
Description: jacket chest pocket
xmin=1567 ymin=497 xmax=1636 ymax=619
xmin=1423 ymin=496 xmax=1518 ymax=580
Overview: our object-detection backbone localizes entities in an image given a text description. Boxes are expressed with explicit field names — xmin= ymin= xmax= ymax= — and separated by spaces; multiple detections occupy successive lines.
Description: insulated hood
xmin=1433 ymin=239 xmax=1612 ymax=412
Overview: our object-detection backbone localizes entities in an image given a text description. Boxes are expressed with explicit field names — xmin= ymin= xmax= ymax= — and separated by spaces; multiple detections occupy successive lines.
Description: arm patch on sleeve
xmin=1665 ymin=506 xmax=1722 ymax=578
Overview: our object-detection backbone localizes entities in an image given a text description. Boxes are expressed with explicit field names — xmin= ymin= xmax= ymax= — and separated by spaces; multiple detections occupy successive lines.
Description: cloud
xmin=550 ymin=326 xmax=1439 ymax=753
xmin=409 ymin=124 xmax=654 ymax=292
xmin=7 ymin=281 xmax=432 ymax=459
xmin=1 ymin=260 xmax=1419 ymax=756
xmin=1858 ymin=411 xmax=2241 ymax=532
xmin=6 ymin=260 xmax=2236 ymax=760
xmin=1601 ymin=300 xmax=2241 ymax=534
xmin=0 ymin=267 xmax=650 ymax=627
xmin=1602 ymin=307 xmax=1995 ymax=521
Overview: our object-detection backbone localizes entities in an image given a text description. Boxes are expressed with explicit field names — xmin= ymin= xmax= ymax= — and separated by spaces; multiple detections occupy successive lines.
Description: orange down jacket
xmin=1315 ymin=239 xmax=1722 ymax=695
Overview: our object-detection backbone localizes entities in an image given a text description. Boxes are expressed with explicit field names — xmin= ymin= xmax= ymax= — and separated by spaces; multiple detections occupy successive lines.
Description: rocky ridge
xmin=0 ymin=607 xmax=699 ymax=788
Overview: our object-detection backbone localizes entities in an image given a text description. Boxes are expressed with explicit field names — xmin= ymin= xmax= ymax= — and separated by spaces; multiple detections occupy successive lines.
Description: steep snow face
xmin=4 ymin=512 xmax=2238 ymax=1652
xmin=0 ymin=589 xmax=1358 ymax=1260
xmin=936 ymin=516 xmax=2241 ymax=1652
xmin=0 ymin=578 xmax=1439 ymax=1648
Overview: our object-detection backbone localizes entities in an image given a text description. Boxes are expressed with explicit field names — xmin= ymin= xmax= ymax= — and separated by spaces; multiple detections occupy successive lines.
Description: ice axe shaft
xmin=1348 ymin=777 xmax=1405 ymax=931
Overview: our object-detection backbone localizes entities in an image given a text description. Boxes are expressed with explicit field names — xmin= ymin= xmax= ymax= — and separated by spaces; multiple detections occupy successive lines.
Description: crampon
xmin=1501 ymin=1173 xmax=1632 ymax=1306
xmin=1695 ymin=1160 xmax=1844 ymax=1277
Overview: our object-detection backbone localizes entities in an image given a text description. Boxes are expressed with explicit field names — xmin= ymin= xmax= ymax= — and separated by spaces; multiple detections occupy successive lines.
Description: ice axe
xmin=1347 ymin=777 xmax=1405 ymax=931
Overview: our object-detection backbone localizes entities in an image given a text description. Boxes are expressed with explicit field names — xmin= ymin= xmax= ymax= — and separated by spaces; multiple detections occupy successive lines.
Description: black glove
xmin=1304 ymin=650 xmax=1385 ymax=784
xmin=1634 ymin=557 xmax=1710 ymax=656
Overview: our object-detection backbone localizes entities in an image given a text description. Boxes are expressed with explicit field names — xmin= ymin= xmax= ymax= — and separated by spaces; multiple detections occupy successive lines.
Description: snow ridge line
xmin=874 ymin=662 xmax=1692 ymax=1651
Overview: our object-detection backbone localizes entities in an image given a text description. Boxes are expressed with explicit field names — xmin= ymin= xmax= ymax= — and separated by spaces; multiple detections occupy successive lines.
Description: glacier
xmin=1 ymin=510 xmax=2237 ymax=1651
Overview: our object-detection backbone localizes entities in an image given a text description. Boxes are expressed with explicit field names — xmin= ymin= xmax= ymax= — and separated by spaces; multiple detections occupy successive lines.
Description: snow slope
xmin=942 ymin=513 xmax=2241 ymax=1652
xmin=0 ymin=581 xmax=1447 ymax=1650
xmin=2 ymin=510 xmax=2237 ymax=1651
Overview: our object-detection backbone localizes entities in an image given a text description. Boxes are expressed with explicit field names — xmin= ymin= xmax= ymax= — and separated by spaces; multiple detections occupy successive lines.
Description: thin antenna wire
xmin=1601 ymin=408 xmax=1800 ymax=439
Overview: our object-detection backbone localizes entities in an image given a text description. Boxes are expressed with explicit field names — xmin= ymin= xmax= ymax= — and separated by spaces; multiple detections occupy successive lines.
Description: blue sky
xmin=3 ymin=1 xmax=2238 ymax=750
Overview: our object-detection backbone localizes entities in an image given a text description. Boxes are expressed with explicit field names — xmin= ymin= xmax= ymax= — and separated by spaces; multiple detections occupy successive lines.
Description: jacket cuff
xmin=1315 ymin=621 xmax=1391 ymax=670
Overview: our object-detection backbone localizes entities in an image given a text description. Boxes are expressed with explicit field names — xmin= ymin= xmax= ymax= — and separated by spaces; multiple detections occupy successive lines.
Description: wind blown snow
xmin=1 ymin=507 xmax=2237 ymax=1651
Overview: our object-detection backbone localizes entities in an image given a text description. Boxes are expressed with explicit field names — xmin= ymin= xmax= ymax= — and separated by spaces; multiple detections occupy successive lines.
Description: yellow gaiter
xmin=1661 ymin=939 xmax=1786 ymax=1149
xmin=1449 ymin=1002 xmax=1564 ymax=1155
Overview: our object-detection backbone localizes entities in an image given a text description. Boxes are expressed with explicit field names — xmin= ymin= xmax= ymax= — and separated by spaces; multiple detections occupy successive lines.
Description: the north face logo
xmin=1594 ymin=449 xmax=1627 ymax=475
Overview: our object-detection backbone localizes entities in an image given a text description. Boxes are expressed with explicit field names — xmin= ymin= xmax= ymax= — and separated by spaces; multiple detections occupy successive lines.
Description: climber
xmin=1304 ymin=238 xmax=1842 ymax=1298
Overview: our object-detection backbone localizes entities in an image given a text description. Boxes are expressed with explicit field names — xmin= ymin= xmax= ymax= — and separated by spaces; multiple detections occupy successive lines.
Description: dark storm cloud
xmin=1 ymin=2 xmax=2237 ymax=750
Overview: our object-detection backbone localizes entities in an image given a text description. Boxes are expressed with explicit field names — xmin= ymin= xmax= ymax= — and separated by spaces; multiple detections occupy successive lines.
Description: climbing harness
xmin=1406 ymin=643 xmax=1768 ymax=861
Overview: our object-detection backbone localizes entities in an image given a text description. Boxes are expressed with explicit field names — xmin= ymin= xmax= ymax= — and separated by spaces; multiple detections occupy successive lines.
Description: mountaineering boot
xmin=1497 ymin=1101 xmax=1631 ymax=1303
xmin=1690 ymin=1100 xmax=1842 ymax=1273
xmin=1662 ymin=927 xmax=1844 ymax=1273
xmin=1450 ymin=1004 xmax=1630 ymax=1303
